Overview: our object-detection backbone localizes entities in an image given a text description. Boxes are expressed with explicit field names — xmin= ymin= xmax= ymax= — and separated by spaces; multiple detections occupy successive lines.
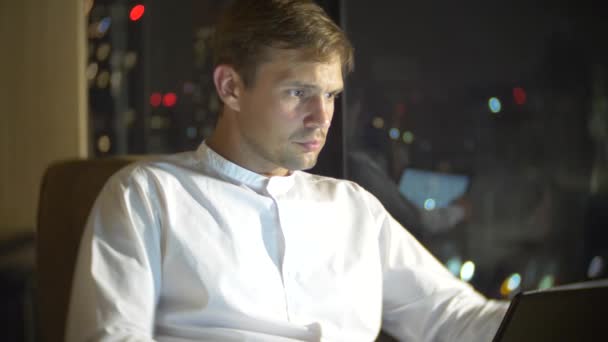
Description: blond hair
xmin=212 ymin=0 xmax=354 ymax=87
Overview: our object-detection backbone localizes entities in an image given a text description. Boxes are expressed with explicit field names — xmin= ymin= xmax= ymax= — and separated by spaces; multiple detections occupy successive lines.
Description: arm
xmin=377 ymin=205 xmax=508 ymax=342
xmin=66 ymin=167 xmax=163 ymax=342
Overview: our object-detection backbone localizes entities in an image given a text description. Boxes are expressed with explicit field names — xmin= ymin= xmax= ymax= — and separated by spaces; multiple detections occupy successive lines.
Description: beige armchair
xmin=36 ymin=157 xmax=138 ymax=342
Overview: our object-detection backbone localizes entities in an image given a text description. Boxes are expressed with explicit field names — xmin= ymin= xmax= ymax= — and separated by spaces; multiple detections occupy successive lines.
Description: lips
xmin=294 ymin=140 xmax=322 ymax=151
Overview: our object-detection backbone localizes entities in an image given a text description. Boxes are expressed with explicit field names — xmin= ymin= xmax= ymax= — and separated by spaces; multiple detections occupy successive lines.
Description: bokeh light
xmin=500 ymin=273 xmax=522 ymax=296
xmin=130 ymin=5 xmax=145 ymax=21
xmin=163 ymin=92 xmax=178 ymax=107
xmin=489 ymin=97 xmax=502 ymax=113
xmin=97 ymin=135 xmax=111 ymax=153
xmin=587 ymin=256 xmax=605 ymax=279
xmin=513 ymin=87 xmax=527 ymax=105
xmin=186 ymin=126 xmax=198 ymax=139
xmin=86 ymin=62 xmax=98 ymax=81
xmin=124 ymin=52 xmax=138 ymax=69
xmin=460 ymin=261 xmax=476 ymax=282
xmin=424 ymin=198 xmax=436 ymax=211
xmin=372 ymin=117 xmax=385 ymax=129
xmin=96 ymin=43 xmax=111 ymax=61
xmin=389 ymin=127 xmax=400 ymax=140
xmin=402 ymin=131 xmax=415 ymax=144
xmin=538 ymin=274 xmax=555 ymax=290
xmin=149 ymin=93 xmax=162 ymax=107
xmin=97 ymin=17 xmax=111 ymax=35
xmin=446 ymin=257 xmax=462 ymax=276
xmin=96 ymin=70 xmax=110 ymax=89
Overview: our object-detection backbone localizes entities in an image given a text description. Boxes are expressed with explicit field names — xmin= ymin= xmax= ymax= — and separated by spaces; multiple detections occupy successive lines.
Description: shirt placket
xmin=266 ymin=181 xmax=296 ymax=323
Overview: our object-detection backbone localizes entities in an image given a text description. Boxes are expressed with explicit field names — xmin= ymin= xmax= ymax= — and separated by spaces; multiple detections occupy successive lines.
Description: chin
xmin=283 ymin=155 xmax=319 ymax=171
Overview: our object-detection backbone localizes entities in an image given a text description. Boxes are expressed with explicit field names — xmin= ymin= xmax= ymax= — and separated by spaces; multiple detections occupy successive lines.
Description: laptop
xmin=492 ymin=279 xmax=608 ymax=341
xmin=398 ymin=168 xmax=470 ymax=209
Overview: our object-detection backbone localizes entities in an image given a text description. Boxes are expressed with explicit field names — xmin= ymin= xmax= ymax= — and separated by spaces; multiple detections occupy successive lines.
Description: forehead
xmin=255 ymin=49 xmax=344 ymax=89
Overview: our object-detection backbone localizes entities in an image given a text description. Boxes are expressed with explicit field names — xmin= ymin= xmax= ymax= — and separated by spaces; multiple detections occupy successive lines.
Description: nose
xmin=303 ymin=95 xmax=332 ymax=129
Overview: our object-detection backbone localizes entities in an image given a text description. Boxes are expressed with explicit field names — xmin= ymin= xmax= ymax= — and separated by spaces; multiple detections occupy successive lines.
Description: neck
xmin=206 ymin=115 xmax=290 ymax=177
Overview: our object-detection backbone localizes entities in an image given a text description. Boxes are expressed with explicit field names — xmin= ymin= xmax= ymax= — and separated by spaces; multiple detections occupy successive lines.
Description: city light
xmin=96 ymin=71 xmax=110 ymax=89
xmin=423 ymin=198 xmax=436 ymax=211
xmin=460 ymin=261 xmax=476 ymax=282
xmin=97 ymin=17 xmax=111 ymax=35
xmin=163 ymin=92 xmax=178 ymax=107
xmin=130 ymin=5 xmax=145 ymax=21
xmin=587 ymin=256 xmax=605 ymax=279
xmin=500 ymin=273 xmax=522 ymax=296
xmin=446 ymin=257 xmax=462 ymax=276
xmin=538 ymin=274 xmax=555 ymax=290
xmin=150 ymin=93 xmax=162 ymax=107
xmin=513 ymin=87 xmax=527 ymax=105
xmin=110 ymin=72 xmax=122 ymax=94
xmin=489 ymin=97 xmax=502 ymax=113
xmin=372 ymin=117 xmax=385 ymax=129
xmin=86 ymin=62 xmax=98 ymax=81
xmin=97 ymin=135 xmax=111 ymax=153
xmin=96 ymin=43 xmax=111 ymax=61
xmin=187 ymin=127 xmax=197 ymax=139
xmin=389 ymin=127 xmax=400 ymax=140
xmin=124 ymin=52 xmax=138 ymax=69
xmin=402 ymin=131 xmax=415 ymax=144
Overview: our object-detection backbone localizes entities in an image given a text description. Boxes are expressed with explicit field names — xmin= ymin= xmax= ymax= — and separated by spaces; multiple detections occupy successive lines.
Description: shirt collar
xmin=196 ymin=141 xmax=296 ymax=196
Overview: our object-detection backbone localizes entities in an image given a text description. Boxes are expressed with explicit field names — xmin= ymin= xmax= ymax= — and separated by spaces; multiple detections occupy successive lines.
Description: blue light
xmin=423 ymin=198 xmax=436 ymax=211
xmin=446 ymin=257 xmax=462 ymax=276
xmin=489 ymin=97 xmax=502 ymax=113
xmin=587 ymin=256 xmax=604 ymax=279
xmin=98 ymin=17 xmax=112 ymax=34
xmin=507 ymin=273 xmax=521 ymax=291
xmin=186 ymin=126 xmax=197 ymax=139
xmin=389 ymin=128 xmax=400 ymax=140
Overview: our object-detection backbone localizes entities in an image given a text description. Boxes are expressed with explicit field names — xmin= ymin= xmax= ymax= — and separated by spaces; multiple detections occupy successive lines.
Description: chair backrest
xmin=36 ymin=157 xmax=140 ymax=342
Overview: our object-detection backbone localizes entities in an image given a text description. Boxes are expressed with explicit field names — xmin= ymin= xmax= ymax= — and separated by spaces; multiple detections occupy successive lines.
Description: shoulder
xmin=294 ymin=172 xmax=384 ymax=208
xmin=295 ymin=171 xmax=363 ymax=193
xmin=103 ymin=151 xmax=200 ymax=195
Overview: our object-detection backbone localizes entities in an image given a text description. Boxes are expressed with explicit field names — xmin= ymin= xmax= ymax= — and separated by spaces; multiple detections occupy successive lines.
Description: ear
xmin=213 ymin=65 xmax=243 ymax=112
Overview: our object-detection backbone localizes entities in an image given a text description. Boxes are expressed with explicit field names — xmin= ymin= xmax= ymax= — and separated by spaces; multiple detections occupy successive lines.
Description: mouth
xmin=294 ymin=140 xmax=323 ymax=152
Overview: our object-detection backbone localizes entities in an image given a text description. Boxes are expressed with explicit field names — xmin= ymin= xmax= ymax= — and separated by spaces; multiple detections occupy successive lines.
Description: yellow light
xmin=86 ymin=62 xmax=98 ymax=81
xmin=124 ymin=52 xmax=138 ymax=69
xmin=97 ymin=135 xmax=111 ymax=153
xmin=96 ymin=70 xmax=110 ymax=89
xmin=372 ymin=117 xmax=385 ymax=129
xmin=96 ymin=43 xmax=111 ymax=61
xmin=500 ymin=273 xmax=522 ymax=297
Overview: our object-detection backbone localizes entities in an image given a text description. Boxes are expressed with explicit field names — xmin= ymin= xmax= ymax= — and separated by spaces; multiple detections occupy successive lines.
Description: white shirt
xmin=67 ymin=143 xmax=508 ymax=342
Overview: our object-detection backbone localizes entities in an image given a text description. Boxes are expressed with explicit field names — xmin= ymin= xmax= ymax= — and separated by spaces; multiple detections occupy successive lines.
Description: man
xmin=67 ymin=1 xmax=508 ymax=341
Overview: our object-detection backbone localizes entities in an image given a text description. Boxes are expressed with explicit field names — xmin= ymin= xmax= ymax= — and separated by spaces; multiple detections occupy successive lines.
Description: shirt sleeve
xmin=66 ymin=166 xmax=163 ymax=342
xmin=374 ymin=196 xmax=508 ymax=342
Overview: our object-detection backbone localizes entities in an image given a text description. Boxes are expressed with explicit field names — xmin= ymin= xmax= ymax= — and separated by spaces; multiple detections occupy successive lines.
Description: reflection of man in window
xmin=67 ymin=1 xmax=507 ymax=341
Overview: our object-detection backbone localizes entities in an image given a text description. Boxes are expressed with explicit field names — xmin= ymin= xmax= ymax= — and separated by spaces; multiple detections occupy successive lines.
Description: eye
xmin=325 ymin=92 xmax=341 ymax=100
xmin=288 ymin=89 xmax=306 ymax=98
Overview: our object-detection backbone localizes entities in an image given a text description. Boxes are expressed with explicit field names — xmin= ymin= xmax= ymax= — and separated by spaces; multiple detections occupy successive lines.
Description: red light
xmin=130 ymin=4 xmax=145 ymax=21
xmin=163 ymin=92 xmax=177 ymax=107
xmin=395 ymin=103 xmax=407 ymax=115
xmin=513 ymin=87 xmax=527 ymax=105
xmin=150 ymin=92 xmax=162 ymax=107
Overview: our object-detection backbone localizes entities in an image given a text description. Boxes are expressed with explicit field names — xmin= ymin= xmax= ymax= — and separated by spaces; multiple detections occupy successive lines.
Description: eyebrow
xmin=282 ymin=81 xmax=344 ymax=94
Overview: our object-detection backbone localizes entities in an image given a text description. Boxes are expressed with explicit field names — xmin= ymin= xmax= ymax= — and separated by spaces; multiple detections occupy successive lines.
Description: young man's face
xmin=235 ymin=49 xmax=344 ymax=176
